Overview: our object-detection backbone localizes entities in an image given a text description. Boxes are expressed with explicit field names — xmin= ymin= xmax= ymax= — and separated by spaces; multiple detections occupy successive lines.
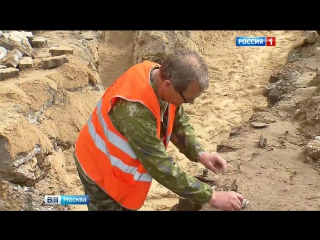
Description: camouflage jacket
xmin=108 ymin=67 xmax=213 ymax=205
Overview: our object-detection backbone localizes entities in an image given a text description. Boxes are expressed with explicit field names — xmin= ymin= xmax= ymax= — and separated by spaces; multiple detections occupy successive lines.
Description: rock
xmin=42 ymin=55 xmax=69 ymax=69
xmin=217 ymin=138 xmax=244 ymax=153
xmin=26 ymin=35 xmax=34 ymax=42
xmin=229 ymin=126 xmax=241 ymax=137
xmin=0 ymin=67 xmax=19 ymax=81
xmin=18 ymin=57 xmax=34 ymax=71
xmin=258 ymin=135 xmax=267 ymax=148
xmin=268 ymin=88 xmax=284 ymax=105
xmin=301 ymin=58 xmax=320 ymax=71
xmin=87 ymin=70 xmax=99 ymax=86
xmin=24 ymin=32 xmax=33 ymax=38
xmin=0 ymin=46 xmax=7 ymax=59
xmin=0 ymin=180 xmax=47 ymax=211
xmin=269 ymin=75 xmax=279 ymax=83
xmin=49 ymin=47 xmax=74 ymax=56
xmin=0 ymin=65 xmax=7 ymax=69
xmin=8 ymin=35 xmax=22 ymax=46
xmin=306 ymin=140 xmax=320 ymax=160
xmin=294 ymin=72 xmax=317 ymax=88
xmin=30 ymin=37 xmax=48 ymax=48
xmin=292 ymin=87 xmax=317 ymax=104
xmin=0 ymin=49 xmax=23 ymax=68
xmin=0 ymin=39 xmax=14 ymax=51
xmin=250 ymin=121 xmax=269 ymax=128
xmin=262 ymin=84 xmax=275 ymax=97
xmin=21 ymin=46 xmax=37 ymax=58
xmin=304 ymin=31 xmax=318 ymax=44
xmin=35 ymin=52 xmax=51 ymax=58
xmin=307 ymin=74 xmax=320 ymax=87
xmin=133 ymin=31 xmax=199 ymax=64
xmin=83 ymin=33 xmax=94 ymax=41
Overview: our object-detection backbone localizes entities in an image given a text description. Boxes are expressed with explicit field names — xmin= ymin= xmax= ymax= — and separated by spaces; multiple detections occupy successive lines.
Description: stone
xmin=268 ymin=88 xmax=284 ymax=105
xmin=0 ymin=67 xmax=19 ymax=81
xmin=262 ymin=84 xmax=275 ymax=97
xmin=30 ymin=37 xmax=48 ymax=48
xmin=307 ymin=74 xmax=320 ymax=87
xmin=0 ymin=46 xmax=7 ymax=59
xmin=49 ymin=47 xmax=74 ymax=56
xmin=258 ymin=135 xmax=267 ymax=148
xmin=42 ymin=55 xmax=69 ymax=69
xmin=306 ymin=140 xmax=320 ymax=160
xmin=0 ymin=39 xmax=14 ymax=51
xmin=250 ymin=121 xmax=269 ymax=128
xmin=304 ymin=31 xmax=318 ymax=43
xmin=21 ymin=39 xmax=32 ymax=49
xmin=8 ymin=35 xmax=22 ymax=46
xmin=22 ymin=47 xmax=37 ymax=58
xmin=294 ymin=72 xmax=317 ymax=88
xmin=0 ymin=49 xmax=23 ymax=68
xmin=18 ymin=57 xmax=34 ymax=71
xmin=0 ymin=65 xmax=7 ymax=69
xmin=26 ymin=35 xmax=34 ymax=42
xmin=35 ymin=52 xmax=51 ymax=58
xmin=229 ymin=126 xmax=241 ymax=137
xmin=24 ymin=32 xmax=33 ymax=38
xmin=269 ymin=75 xmax=279 ymax=83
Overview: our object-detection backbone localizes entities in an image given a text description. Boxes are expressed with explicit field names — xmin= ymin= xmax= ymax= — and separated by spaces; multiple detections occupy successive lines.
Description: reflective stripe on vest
xmin=87 ymin=98 xmax=152 ymax=182
xmin=75 ymin=61 xmax=176 ymax=209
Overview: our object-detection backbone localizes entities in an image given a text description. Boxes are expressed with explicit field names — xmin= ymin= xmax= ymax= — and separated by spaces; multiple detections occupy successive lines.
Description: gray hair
xmin=159 ymin=48 xmax=209 ymax=93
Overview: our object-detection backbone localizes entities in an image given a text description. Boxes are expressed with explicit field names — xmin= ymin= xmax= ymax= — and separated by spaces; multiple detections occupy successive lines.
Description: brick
xmin=18 ymin=57 xmax=34 ymax=71
xmin=0 ymin=46 xmax=7 ymax=59
xmin=0 ymin=67 xmax=19 ymax=81
xmin=21 ymin=39 xmax=32 ymax=48
xmin=42 ymin=55 xmax=69 ymax=69
xmin=17 ymin=44 xmax=37 ymax=58
xmin=8 ymin=35 xmax=22 ymax=46
xmin=26 ymin=35 xmax=34 ymax=42
xmin=24 ymin=32 xmax=33 ymax=38
xmin=49 ymin=47 xmax=74 ymax=56
xmin=0 ymin=39 xmax=14 ymax=50
xmin=0 ymin=49 xmax=23 ymax=68
xmin=35 ymin=52 xmax=51 ymax=58
xmin=30 ymin=37 xmax=47 ymax=48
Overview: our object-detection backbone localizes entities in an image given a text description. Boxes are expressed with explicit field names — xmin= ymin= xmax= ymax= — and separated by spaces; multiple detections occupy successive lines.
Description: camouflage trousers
xmin=74 ymin=152 xmax=136 ymax=211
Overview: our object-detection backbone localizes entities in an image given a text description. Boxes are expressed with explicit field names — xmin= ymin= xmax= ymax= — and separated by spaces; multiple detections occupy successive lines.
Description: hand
xmin=209 ymin=191 xmax=244 ymax=211
xmin=197 ymin=152 xmax=227 ymax=174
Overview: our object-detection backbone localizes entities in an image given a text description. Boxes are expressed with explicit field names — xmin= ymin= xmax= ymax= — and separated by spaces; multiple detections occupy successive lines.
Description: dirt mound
xmin=2 ymin=30 xmax=320 ymax=211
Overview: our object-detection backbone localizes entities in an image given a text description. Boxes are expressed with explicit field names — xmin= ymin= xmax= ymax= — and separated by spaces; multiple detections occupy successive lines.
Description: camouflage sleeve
xmin=170 ymin=105 xmax=206 ymax=162
xmin=108 ymin=98 xmax=213 ymax=205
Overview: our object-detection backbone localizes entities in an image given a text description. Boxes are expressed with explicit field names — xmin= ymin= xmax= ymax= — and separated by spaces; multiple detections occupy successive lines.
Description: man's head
xmin=158 ymin=48 xmax=209 ymax=106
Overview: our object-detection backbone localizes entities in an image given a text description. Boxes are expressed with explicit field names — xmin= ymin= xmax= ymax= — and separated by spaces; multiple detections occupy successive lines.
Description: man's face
xmin=161 ymin=80 xmax=204 ymax=106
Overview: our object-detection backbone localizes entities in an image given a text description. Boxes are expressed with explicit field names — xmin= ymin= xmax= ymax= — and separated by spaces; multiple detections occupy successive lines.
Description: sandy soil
xmin=138 ymin=30 xmax=314 ymax=210
xmin=3 ymin=30 xmax=319 ymax=211
xmin=63 ymin=30 xmax=320 ymax=211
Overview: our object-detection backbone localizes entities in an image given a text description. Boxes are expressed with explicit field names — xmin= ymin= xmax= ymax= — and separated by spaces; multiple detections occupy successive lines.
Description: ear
xmin=162 ymin=80 xmax=172 ymax=89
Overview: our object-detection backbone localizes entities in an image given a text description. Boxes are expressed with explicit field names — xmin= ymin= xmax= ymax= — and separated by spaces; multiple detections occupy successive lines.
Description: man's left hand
xmin=197 ymin=152 xmax=227 ymax=174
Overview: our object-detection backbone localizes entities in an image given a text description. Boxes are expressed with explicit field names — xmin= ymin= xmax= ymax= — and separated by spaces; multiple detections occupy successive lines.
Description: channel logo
xmin=44 ymin=195 xmax=90 ymax=205
xmin=236 ymin=36 xmax=276 ymax=47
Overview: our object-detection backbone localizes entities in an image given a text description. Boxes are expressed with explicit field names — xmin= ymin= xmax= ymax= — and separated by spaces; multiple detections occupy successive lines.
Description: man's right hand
xmin=208 ymin=191 xmax=245 ymax=211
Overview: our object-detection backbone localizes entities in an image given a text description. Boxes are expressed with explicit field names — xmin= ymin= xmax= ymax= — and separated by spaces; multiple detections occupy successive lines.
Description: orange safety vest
xmin=75 ymin=61 xmax=176 ymax=210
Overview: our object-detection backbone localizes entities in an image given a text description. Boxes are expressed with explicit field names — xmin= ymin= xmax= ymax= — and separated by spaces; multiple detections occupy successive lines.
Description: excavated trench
xmin=2 ymin=30 xmax=320 ymax=211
